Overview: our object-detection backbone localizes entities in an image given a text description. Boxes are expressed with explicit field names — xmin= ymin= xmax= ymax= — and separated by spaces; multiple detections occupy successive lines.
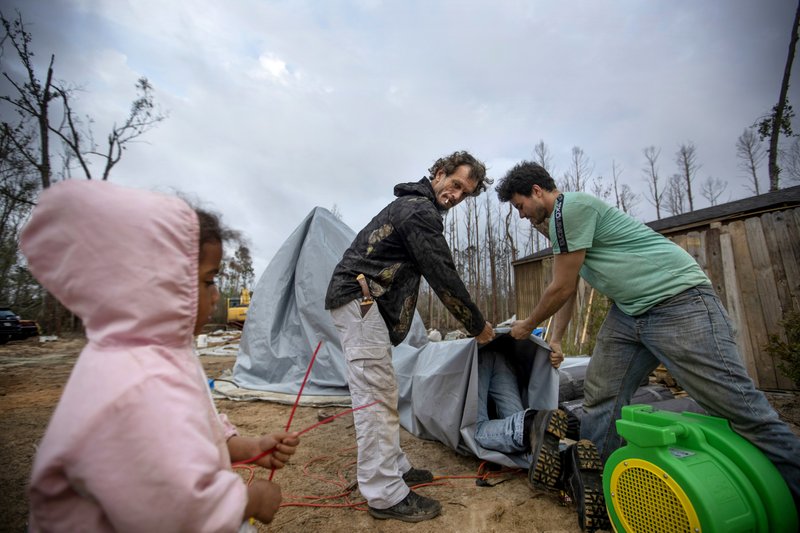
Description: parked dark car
xmin=17 ymin=319 xmax=40 ymax=340
xmin=0 ymin=308 xmax=21 ymax=344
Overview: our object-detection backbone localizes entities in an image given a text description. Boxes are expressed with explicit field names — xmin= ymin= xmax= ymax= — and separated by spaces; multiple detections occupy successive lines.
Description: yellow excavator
xmin=226 ymin=287 xmax=250 ymax=329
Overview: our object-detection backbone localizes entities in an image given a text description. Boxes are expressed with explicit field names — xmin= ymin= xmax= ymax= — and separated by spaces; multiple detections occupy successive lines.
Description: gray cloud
xmin=2 ymin=0 xmax=797 ymax=275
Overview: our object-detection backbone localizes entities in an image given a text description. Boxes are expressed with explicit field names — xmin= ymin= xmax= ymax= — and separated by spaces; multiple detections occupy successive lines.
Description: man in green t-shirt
xmin=495 ymin=161 xmax=800 ymax=509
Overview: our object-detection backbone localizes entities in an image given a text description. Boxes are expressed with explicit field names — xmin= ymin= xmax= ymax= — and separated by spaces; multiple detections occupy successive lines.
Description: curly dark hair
xmin=195 ymin=208 xmax=240 ymax=254
xmin=495 ymin=161 xmax=557 ymax=202
xmin=427 ymin=150 xmax=493 ymax=196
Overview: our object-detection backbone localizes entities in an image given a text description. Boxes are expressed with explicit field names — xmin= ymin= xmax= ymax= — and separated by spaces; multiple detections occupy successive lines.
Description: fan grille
xmin=610 ymin=459 xmax=700 ymax=533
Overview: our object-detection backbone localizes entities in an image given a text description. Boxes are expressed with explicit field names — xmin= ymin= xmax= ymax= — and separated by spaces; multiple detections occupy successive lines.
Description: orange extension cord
xmin=230 ymin=340 xmax=524 ymax=511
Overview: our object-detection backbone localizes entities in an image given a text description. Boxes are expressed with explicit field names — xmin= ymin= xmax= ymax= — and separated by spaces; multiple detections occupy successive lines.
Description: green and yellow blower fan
xmin=604 ymin=404 xmax=797 ymax=533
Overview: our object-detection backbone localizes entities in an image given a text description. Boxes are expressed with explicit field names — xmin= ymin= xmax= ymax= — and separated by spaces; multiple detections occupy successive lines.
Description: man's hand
xmin=246 ymin=479 xmax=282 ymax=524
xmin=510 ymin=318 xmax=535 ymax=340
xmin=475 ymin=321 xmax=495 ymax=344
xmin=548 ymin=340 xmax=564 ymax=368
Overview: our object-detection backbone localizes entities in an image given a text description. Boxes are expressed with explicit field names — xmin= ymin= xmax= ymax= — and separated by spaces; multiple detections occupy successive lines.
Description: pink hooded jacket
xmin=22 ymin=180 xmax=248 ymax=532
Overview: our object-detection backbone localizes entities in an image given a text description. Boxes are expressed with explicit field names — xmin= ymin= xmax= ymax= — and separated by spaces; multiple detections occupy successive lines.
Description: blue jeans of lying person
xmin=474 ymin=350 xmax=531 ymax=455
xmin=580 ymin=284 xmax=800 ymax=504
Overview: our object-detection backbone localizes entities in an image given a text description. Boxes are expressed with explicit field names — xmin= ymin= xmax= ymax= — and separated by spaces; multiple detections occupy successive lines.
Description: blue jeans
xmin=580 ymin=285 xmax=800 ymax=502
xmin=474 ymin=351 xmax=530 ymax=454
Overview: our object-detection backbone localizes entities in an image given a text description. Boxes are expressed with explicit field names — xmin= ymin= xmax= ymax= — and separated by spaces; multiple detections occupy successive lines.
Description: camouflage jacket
xmin=325 ymin=178 xmax=486 ymax=345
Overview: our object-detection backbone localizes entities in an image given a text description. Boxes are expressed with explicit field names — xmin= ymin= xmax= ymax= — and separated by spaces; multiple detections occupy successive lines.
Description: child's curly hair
xmin=195 ymin=208 xmax=240 ymax=250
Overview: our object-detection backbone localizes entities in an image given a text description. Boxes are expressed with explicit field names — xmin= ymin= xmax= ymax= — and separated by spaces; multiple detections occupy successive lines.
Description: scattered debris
xmin=444 ymin=330 xmax=467 ymax=341
xmin=195 ymin=330 xmax=242 ymax=356
xmin=651 ymin=364 xmax=677 ymax=388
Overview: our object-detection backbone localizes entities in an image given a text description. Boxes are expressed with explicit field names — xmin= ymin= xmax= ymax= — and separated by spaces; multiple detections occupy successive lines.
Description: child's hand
xmin=254 ymin=431 xmax=299 ymax=470
xmin=227 ymin=432 xmax=300 ymax=468
xmin=245 ymin=479 xmax=282 ymax=524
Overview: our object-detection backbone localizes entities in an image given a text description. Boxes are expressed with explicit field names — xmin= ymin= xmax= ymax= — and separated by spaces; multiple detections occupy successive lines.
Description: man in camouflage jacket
xmin=326 ymin=151 xmax=494 ymax=522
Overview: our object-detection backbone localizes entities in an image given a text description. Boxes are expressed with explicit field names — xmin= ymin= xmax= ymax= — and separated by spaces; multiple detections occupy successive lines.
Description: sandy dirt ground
xmin=1 ymin=336 xmax=798 ymax=533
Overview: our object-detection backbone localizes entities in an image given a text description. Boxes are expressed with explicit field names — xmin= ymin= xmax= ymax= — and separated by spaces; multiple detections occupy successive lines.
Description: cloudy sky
xmin=1 ymin=0 xmax=798 ymax=275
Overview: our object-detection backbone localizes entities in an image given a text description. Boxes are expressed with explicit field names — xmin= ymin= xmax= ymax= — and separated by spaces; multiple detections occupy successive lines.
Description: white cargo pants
xmin=330 ymin=299 xmax=412 ymax=509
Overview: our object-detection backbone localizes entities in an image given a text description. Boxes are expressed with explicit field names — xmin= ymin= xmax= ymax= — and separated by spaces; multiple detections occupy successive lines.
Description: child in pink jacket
xmin=22 ymin=180 xmax=299 ymax=532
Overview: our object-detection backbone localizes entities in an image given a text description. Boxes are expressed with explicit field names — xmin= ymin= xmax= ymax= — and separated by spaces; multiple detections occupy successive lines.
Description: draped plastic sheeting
xmin=236 ymin=207 xmax=355 ymax=397
xmin=234 ymin=207 xmax=558 ymax=467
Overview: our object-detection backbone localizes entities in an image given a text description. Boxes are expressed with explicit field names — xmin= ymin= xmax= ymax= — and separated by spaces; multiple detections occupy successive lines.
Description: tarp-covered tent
xmin=235 ymin=207 xmax=355 ymax=397
xmin=230 ymin=207 xmax=559 ymax=467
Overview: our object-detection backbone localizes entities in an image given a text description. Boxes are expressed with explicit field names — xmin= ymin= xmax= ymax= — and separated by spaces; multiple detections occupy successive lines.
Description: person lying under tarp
xmin=473 ymin=332 xmax=609 ymax=532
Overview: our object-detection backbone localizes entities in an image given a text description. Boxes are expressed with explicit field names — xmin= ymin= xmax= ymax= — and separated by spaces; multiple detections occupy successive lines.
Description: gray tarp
xmin=236 ymin=207 xmax=354 ymax=397
xmin=233 ymin=207 xmax=558 ymax=468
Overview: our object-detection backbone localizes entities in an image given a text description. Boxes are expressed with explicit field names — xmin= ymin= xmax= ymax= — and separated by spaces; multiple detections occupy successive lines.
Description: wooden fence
xmin=512 ymin=187 xmax=800 ymax=391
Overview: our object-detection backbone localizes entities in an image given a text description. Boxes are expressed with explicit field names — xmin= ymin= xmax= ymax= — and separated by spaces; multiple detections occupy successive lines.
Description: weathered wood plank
xmin=579 ymin=287 xmax=595 ymax=350
xmin=704 ymin=226 xmax=727 ymax=307
xmin=573 ymin=280 xmax=588 ymax=346
xmin=784 ymin=208 xmax=800 ymax=311
xmin=745 ymin=217 xmax=791 ymax=390
xmin=727 ymin=220 xmax=776 ymax=388
xmin=517 ymin=257 xmax=554 ymax=322
xmin=720 ymin=230 xmax=756 ymax=384
xmin=685 ymin=231 xmax=705 ymax=271
xmin=759 ymin=211 xmax=796 ymax=389
xmin=745 ymin=217 xmax=784 ymax=332
xmin=672 ymin=233 xmax=688 ymax=252
xmin=760 ymin=212 xmax=792 ymax=319
xmin=698 ymin=231 xmax=709 ymax=276
xmin=774 ymin=207 xmax=800 ymax=390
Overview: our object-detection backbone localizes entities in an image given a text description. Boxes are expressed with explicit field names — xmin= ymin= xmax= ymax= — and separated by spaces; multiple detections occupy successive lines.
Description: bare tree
xmin=756 ymin=0 xmax=800 ymax=191
xmin=664 ymin=174 xmax=687 ymax=216
xmin=611 ymin=160 xmax=623 ymax=209
xmin=533 ymin=139 xmax=555 ymax=174
xmin=484 ymin=194 xmax=498 ymax=323
xmin=503 ymin=203 xmax=518 ymax=261
xmin=0 ymin=11 xmax=166 ymax=189
xmin=701 ymin=176 xmax=728 ymax=206
xmin=0 ymin=11 xmax=166 ymax=333
xmin=329 ymin=204 xmax=343 ymax=220
xmin=642 ymin=146 xmax=664 ymax=219
xmin=590 ymin=175 xmax=612 ymax=201
xmin=610 ymin=160 xmax=639 ymax=216
xmin=675 ymin=142 xmax=699 ymax=211
xmin=471 ymin=197 xmax=482 ymax=302
xmin=618 ymin=183 xmax=639 ymax=217
xmin=215 ymin=242 xmax=255 ymax=324
xmin=736 ymin=128 xmax=766 ymax=195
xmin=0 ymin=128 xmax=37 ymax=307
xmin=522 ymin=142 xmax=555 ymax=252
xmin=780 ymin=136 xmax=800 ymax=184
xmin=500 ymin=202 xmax=519 ymax=320
xmin=561 ymin=146 xmax=593 ymax=192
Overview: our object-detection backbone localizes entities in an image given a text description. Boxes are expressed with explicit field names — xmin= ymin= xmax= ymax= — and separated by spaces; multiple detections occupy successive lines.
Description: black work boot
xmin=561 ymin=439 xmax=610 ymax=532
xmin=368 ymin=490 xmax=442 ymax=522
xmin=402 ymin=467 xmax=434 ymax=486
xmin=527 ymin=409 xmax=568 ymax=491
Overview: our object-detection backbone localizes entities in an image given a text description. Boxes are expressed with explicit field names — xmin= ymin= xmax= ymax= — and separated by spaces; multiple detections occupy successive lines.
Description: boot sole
xmin=528 ymin=409 xmax=568 ymax=491
xmin=570 ymin=440 xmax=610 ymax=532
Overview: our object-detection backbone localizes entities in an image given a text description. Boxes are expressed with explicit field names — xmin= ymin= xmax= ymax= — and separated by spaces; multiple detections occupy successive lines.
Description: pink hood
xmin=22 ymin=180 xmax=246 ymax=532
xmin=21 ymin=179 xmax=198 ymax=346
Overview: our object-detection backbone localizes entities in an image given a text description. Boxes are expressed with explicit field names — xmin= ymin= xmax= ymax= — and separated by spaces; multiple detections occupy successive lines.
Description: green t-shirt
xmin=549 ymin=192 xmax=710 ymax=316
